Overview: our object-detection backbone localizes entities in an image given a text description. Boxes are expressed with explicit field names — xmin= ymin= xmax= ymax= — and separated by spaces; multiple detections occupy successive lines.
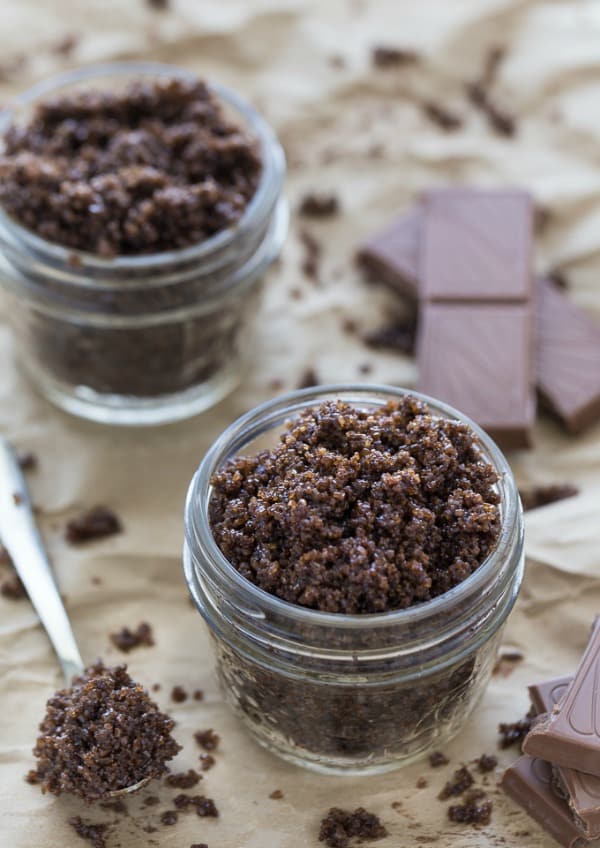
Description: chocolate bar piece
xmin=417 ymin=303 xmax=535 ymax=449
xmin=500 ymin=757 xmax=588 ymax=848
xmin=358 ymin=206 xmax=600 ymax=435
xmin=524 ymin=620 xmax=600 ymax=777
xmin=356 ymin=208 xmax=421 ymax=300
xmin=421 ymin=189 xmax=533 ymax=302
xmin=529 ymin=675 xmax=573 ymax=715
xmin=530 ymin=672 xmax=600 ymax=838
xmin=537 ymin=277 xmax=600 ymax=434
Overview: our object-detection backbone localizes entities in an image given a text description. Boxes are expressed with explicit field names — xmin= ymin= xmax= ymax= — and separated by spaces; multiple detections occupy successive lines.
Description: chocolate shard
xmin=417 ymin=303 xmax=535 ymax=450
xmin=523 ymin=620 xmax=600 ymax=777
xmin=420 ymin=189 xmax=533 ymax=302
xmin=500 ymin=756 xmax=588 ymax=848
xmin=537 ymin=277 xmax=600 ymax=434
xmin=529 ymin=675 xmax=573 ymax=716
xmin=355 ymin=208 xmax=421 ymax=299
xmin=530 ymin=671 xmax=600 ymax=838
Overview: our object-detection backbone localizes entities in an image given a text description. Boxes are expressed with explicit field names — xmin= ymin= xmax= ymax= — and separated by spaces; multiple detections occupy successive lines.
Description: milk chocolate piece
xmin=356 ymin=208 xmax=421 ymax=299
xmin=537 ymin=277 xmax=600 ymax=434
xmin=529 ymin=675 xmax=573 ymax=715
xmin=421 ymin=189 xmax=533 ymax=302
xmin=530 ymin=672 xmax=600 ymax=838
xmin=417 ymin=303 xmax=535 ymax=449
xmin=524 ymin=620 xmax=600 ymax=776
xmin=358 ymin=206 xmax=600 ymax=435
xmin=500 ymin=757 xmax=588 ymax=848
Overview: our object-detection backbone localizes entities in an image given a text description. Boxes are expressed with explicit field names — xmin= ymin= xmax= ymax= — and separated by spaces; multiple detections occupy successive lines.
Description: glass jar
xmin=184 ymin=385 xmax=524 ymax=774
xmin=0 ymin=63 xmax=287 ymax=425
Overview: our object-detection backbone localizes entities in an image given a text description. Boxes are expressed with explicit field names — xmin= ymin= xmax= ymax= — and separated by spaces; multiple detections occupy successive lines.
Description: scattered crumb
xmin=299 ymin=193 xmax=340 ymax=218
xmin=493 ymin=649 xmax=524 ymax=676
xmin=466 ymin=82 xmax=515 ymax=136
xmin=152 ymin=683 xmax=161 ymax=692
xmin=438 ymin=767 xmax=474 ymax=800
xmin=520 ymin=484 xmax=579 ymax=511
xmin=166 ymin=770 xmax=202 ymax=789
xmin=362 ymin=317 xmax=417 ymax=356
xmin=1 ymin=574 xmax=26 ymax=600
xmin=50 ymin=33 xmax=79 ymax=56
xmin=297 ymin=368 xmax=320 ymax=390
xmin=534 ymin=205 xmax=552 ymax=234
xmin=160 ymin=810 xmax=178 ymax=826
xmin=319 ymin=807 xmax=388 ymax=848
xmin=193 ymin=689 xmax=204 ymax=701
xmin=422 ymin=101 xmax=463 ymax=131
xmin=194 ymin=729 xmax=219 ymax=752
xmin=358 ymin=363 xmax=373 ymax=375
xmin=17 ymin=451 xmax=37 ymax=471
xmin=143 ymin=795 xmax=161 ymax=807
xmin=429 ymin=752 xmax=449 ymax=768
xmin=477 ymin=754 xmax=498 ymax=773
xmin=171 ymin=685 xmax=188 ymax=703
xmin=65 ymin=506 xmax=122 ymax=544
xmin=341 ymin=317 xmax=359 ymax=335
xmin=199 ymin=754 xmax=216 ymax=771
xmin=546 ymin=269 xmax=569 ymax=289
xmin=289 ymin=287 xmax=303 ymax=300
xmin=498 ymin=709 xmax=535 ymax=749
xmin=299 ymin=228 xmax=322 ymax=280
xmin=25 ymin=769 xmax=42 ymax=784
xmin=110 ymin=621 xmax=154 ymax=653
xmin=190 ymin=845 xmax=209 ymax=848
xmin=91 ymin=577 xmax=102 ymax=586
xmin=416 ymin=777 xmax=428 ymax=789
xmin=268 ymin=377 xmax=285 ymax=392
xmin=270 ymin=789 xmax=284 ymax=799
xmin=98 ymin=799 xmax=127 ymax=815
xmin=147 ymin=0 xmax=169 ymax=8
xmin=448 ymin=793 xmax=493 ymax=826
xmin=391 ymin=801 xmax=403 ymax=811
xmin=372 ymin=46 xmax=420 ymax=68
xmin=68 ymin=817 xmax=109 ymax=848
xmin=173 ymin=794 xmax=219 ymax=817
xmin=12 ymin=492 xmax=23 ymax=505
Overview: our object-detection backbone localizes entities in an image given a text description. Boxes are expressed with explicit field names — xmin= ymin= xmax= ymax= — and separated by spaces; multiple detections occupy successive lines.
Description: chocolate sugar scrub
xmin=209 ymin=397 xmax=500 ymax=614
xmin=0 ymin=77 xmax=262 ymax=255
xmin=185 ymin=386 xmax=524 ymax=773
xmin=0 ymin=63 xmax=286 ymax=425
xmin=27 ymin=661 xmax=180 ymax=801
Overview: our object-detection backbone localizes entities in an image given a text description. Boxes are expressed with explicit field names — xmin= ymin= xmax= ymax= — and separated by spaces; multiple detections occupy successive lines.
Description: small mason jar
xmin=184 ymin=385 xmax=524 ymax=774
xmin=0 ymin=63 xmax=287 ymax=425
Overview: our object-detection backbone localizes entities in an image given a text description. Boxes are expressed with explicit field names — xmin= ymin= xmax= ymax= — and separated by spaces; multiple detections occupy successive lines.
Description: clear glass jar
xmin=0 ymin=63 xmax=287 ymax=425
xmin=184 ymin=385 xmax=524 ymax=774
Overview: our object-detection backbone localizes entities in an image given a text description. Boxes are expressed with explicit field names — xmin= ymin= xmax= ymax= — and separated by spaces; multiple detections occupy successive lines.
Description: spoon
xmin=0 ymin=438 xmax=151 ymax=797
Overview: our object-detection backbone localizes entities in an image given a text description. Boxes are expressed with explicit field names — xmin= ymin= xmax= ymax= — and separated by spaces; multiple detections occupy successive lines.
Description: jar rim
xmin=0 ymin=60 xmax=285 ymax=277
xmin=185 ymin=383 xmax=521 ymax=631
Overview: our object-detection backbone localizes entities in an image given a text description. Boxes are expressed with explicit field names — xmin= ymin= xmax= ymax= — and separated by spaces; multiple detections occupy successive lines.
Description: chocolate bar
xmin=524 ymin=620 xmax=600 ymax=777
xmin=356 ymin=207 xmax=421 ymax=300
xmin=537 ymin=277 xmax=600 ymax=434
xmin=357 ymin=205 xmax=600 ymax=436
xmin=420 ymin=189 xmax=533 ymax=302
xmin=530 ymin=672 xmax=600 ymax=838
xmin=417 ymin=303 xmax=535 ymax=449
xmin=500 ymin=757 xmax=588 ymax=848
xmin=529 ymin=675 xmax=573 ymax=715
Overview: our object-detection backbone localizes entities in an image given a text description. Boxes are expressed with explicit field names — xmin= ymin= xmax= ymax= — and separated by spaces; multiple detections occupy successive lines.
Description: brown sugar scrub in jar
xmin=0 ymin=63 xmax=286 ymax=425
xmin=184 ymin=386 xmax=524 ymax=774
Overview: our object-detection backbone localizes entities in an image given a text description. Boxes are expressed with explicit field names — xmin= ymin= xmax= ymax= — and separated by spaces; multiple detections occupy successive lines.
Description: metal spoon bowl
xmin=0 ymin=438 xmax=152 ymax=798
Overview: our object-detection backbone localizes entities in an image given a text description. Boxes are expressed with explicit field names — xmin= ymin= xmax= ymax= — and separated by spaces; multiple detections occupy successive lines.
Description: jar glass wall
xmin=0 ymin=63 xmax=287 ymax=425
xmin=184 ymin=385 xmax=524 ymax=774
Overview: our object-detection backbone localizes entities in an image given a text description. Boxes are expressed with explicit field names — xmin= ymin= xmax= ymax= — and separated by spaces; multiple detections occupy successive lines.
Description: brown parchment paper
xmin=1 ymin=1 xmax=600 ymax=846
